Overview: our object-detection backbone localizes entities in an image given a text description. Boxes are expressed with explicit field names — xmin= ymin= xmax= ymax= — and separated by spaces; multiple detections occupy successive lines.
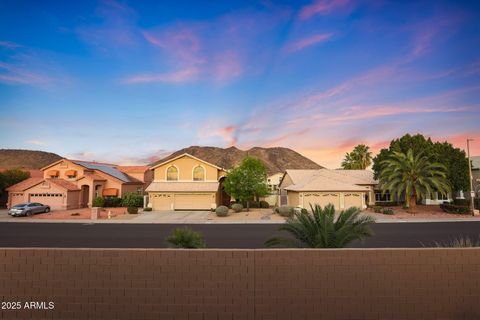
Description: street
xmin=0 ymin=222 xmax=479 ymax=248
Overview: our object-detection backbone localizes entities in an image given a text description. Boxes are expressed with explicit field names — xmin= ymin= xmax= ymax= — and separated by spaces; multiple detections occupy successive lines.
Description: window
xmin=167 ymin=166 xmax=178 ymax=181
xmin=437 ymin=192 xmax=449 ymax=201
xmin=193 ymin=166 xmax=205 ymax=181
xmin=137 ymin=187 xmax=143 ymax=194
xmin=375 ymin=191 xmax=391 ymax=202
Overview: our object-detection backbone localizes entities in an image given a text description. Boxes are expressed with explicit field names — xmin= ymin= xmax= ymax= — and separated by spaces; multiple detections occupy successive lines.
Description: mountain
xmin=0 ymin=149 xmax=63 ymax=169
xmin=150 ymin=146 xmax=323 ymax=175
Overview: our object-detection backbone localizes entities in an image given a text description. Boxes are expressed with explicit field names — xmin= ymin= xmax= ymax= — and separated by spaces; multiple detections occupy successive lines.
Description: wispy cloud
xmin=299 ymin=0 xmax=354 ymax=20
xmin=284 ymin=33 xmax=334 ymax=53
xmin=27 ymin=140 xmax=47 ymax=146
xmin=124 ymin=67 xmax=200 ymax=84
xmin=0 ymin=41 xmax=22 ymax=49
xmin=0 ymin=62 xmax=51 ymax=86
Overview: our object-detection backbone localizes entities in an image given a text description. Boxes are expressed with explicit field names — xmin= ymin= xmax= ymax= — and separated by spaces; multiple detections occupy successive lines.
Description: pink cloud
xmin=211 ymin=51 xmax=243 ymax=82
xmin=0 ymin=62 xmax=50 ymax=86
xmin=124 ymin=67 xmax=200 ymax=84
xmin=299 ymin=0 xmax=353 ymax=20
xmin=285 ymin=33 xmax=334 ymax=53
xmin=142 ymin=29 xmax=205 ymax=66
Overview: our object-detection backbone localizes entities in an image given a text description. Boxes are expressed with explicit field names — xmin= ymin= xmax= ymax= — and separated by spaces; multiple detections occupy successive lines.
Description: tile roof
xmin=72 ymin=160 xmax=134 ymax=182
xmin=47 ymin=179 xmax=80 ymax=191
xmin=283 ymin=169 xmax=373 ymax=192
xmin=79 ymin=173 xmax=107 ymax=181
xmin=0 ymin=168 xmax=43 ymax=178
xmin=146 ymin=182 xmax=219 ymax=192
xmin=6 ymin=178 xmax=44 ymax=192
xmin=332 ymin=169 xmax=378 ymax=184
xmin=116 ymin=166 xmax=150 ymax=173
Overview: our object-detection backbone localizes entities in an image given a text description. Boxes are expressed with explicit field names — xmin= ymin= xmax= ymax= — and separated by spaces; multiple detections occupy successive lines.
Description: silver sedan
xmin=8 ymin=203 xmax=51 ymax=217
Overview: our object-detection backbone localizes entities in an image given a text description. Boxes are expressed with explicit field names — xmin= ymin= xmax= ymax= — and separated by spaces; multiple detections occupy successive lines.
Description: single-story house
xmin=6 ymin=159 xmax=149 ymax=210
xmin=145 ymin=153 xmax=228 ymax=210
xmin=279 ymin=169 xmax=378 ymax=210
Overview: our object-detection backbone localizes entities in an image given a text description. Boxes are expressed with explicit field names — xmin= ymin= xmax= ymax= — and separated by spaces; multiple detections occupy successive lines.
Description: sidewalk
xmin=1 ymin=209 xmax=479 ymax=224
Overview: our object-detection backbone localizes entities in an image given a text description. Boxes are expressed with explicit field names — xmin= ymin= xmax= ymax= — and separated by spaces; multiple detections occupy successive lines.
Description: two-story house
xmin=6 ymin=159 xmax=149 ymax=210
xmin=145 ymin=153 xmax=228 ymax=210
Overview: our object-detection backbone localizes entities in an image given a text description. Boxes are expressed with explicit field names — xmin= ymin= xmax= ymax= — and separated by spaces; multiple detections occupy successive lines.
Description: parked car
xmin=8 ymin=203 xmax=50 ymax=217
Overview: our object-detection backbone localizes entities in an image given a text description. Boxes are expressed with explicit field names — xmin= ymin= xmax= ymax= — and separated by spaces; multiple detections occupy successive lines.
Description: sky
xmin=0 ymin=0 xmax=479 ymax=168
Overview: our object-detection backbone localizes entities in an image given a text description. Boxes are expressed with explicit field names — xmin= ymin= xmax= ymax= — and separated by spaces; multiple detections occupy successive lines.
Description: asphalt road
xmin=0 ymin=222 xmax=479 ymax=248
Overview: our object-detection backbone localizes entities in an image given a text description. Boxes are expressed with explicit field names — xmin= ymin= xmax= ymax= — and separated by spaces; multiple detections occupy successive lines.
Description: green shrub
xmin=231 ymin=203 xmax=243 ymax=213
xmin=453 ymin=198 xmax=470 ymax=207
xmin=122 ymin=192 xmax=143 ymax=208
xmin=166 ymin=227 xmax=206 ymax=248
xmin=104 ymin=197 xmax=123 ymax=207
xmin=242 ymin=200 xmax=260 ymax=208
xmin=92 ymin=197 xmax=105 ymax=207
xmin=440 ymin=203 xmax=469 ymax=214
xmin=277 ymin=205 xmax=293 ymax=217
xmin=143 ymin=207 xmax=152 ymax=212
xmin=300 ymin=208 xmax=308 ymax=214
xmin=259 ymin=200 xmax=270 ymax=208
xmin=127 ymin=207 xmax=139 ymax=214
xmin=373 ymin=206 xmax=382 ymax=213
xmin=382 ymin=208 xmax=394 ymax=215
xmin=375 ymin=201 xmax=399 ymax=207
xmin=215 ymin=205 xmax=229 ymax=217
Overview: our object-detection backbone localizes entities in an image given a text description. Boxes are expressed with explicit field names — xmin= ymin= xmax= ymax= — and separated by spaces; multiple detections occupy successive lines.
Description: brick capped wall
xmin=0 ymin=248 xmax=479 ymax=319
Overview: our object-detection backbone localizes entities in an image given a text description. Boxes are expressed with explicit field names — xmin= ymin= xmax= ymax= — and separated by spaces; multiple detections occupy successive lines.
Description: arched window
xmin=193 ymin=166 xmax=205 ymax=181
xmin=166 ymin=166 xmax=178 ymax=181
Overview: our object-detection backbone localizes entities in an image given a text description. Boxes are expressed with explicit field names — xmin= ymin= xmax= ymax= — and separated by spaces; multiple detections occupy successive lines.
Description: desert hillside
xmin=151 ymin=146 xmax=322 ymax=175
xmin=0 ymin=149 xmax=63 ymax=169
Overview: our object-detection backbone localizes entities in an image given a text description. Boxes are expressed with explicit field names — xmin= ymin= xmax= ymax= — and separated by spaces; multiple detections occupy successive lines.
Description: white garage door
xmin=344 ymin=193 xmax=363 ymax=209
xmin=303 ymin=193 xmax=340 ymax=210
xmin=29 ymin=193 xmax=64 ymax=209
xmin=174 ymin=194 xmax=213 ymax=210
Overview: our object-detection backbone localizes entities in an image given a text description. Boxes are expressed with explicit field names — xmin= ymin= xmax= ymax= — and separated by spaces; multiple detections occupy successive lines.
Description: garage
xmin=344 ymin=193 xmax=363 ymax=209
xmin=29 ymin=193 xmax=64 ymax=209
xmin=152 ymin=194 xmax=173 ymax=210
xmin=174 ymin=193 xmax=214 ymax=210
xmin=303 ymin=192 xmax=341 ymax=210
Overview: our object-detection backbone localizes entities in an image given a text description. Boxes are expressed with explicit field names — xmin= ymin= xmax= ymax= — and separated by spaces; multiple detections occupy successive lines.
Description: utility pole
xmin=467 ymin=139 xmax=475 ymax=215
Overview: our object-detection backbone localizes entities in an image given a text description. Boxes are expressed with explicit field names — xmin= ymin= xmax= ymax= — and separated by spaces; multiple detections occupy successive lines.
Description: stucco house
xmin=6 ymin=159 xmax=149 ymax=210
xmin=472 ymin=156 xmax=480 ymax=199
xmin=145 ymin=153 xmax=228 ymax=210
xmin=279 ymin=169 xmax=378 ymax=210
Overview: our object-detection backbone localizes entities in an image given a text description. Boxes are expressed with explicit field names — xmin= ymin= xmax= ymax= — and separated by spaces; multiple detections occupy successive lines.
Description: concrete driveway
xmin=0 ymin=209 xmax=13 ymax=221
xmin=115 ymin=210 xmax=212 ymax=223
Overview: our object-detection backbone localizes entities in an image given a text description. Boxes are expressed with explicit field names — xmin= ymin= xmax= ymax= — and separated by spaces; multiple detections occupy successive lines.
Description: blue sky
xmin=0 ymin=0 xmax=479 ymax=167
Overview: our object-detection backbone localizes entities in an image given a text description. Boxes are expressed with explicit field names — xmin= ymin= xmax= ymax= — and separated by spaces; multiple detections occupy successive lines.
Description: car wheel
xmin=26 ymin=210 xmax=33 ymax=217
xmin=44 ymin=207 xmax=50 ymax=213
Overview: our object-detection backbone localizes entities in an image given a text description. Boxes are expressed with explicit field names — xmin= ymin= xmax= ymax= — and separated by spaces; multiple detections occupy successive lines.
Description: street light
xmin=467 ymin=139 xmax=475 ymax=215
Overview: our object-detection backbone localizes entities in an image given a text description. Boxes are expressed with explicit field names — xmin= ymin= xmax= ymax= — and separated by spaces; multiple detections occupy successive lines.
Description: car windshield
xmin=13 ymin=204 xmax=27 ymax=208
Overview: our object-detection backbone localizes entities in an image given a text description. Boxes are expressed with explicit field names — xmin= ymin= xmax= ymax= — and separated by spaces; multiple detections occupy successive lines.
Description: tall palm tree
xmin=379 ymin=149 xmax=450 ymax=212
xmin=341 ymin=144 xmax=373 ymax=169
xmin=265 ymin=204 xmax=375 ymax=248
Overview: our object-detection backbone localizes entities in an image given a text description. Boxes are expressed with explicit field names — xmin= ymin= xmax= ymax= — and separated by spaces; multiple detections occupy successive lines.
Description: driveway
xmin=115 ymin=210 xmax=212 ymax=223
xmin=0 ymin=209 xmax=12 ymax=221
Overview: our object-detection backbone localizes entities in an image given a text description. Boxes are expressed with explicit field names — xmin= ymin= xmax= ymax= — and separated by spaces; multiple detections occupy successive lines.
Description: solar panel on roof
xmin=73 ymin=161 xmax=132 ymax=182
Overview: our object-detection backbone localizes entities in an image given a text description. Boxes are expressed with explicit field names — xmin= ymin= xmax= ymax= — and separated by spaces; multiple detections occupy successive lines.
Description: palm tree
xmin=166 ymin=227 xmax=206 ymax=248
xmin=265 ymin=204 xmax=375 ymax=248
xmin=341 ymin=144 xmax=373 ymax=169
xmin=379 ymin=149 xmax=450 ymax=213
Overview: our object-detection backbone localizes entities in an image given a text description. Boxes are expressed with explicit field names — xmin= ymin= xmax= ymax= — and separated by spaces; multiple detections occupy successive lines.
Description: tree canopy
xmin=0 ymin=168 xmax=31 ymax=197
xmin=372 ymin=134 xmax=469 ymax=193
xmin=223 ymin=157 xmax=269 ymax=210
xmin=341 ymin=144 xmax=373 ymax=169
xmin=379 ymin=149 xmax=450 ymax=212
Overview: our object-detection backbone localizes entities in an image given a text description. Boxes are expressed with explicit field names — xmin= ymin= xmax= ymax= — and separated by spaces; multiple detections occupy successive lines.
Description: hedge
xmin=440 ymin=203 xmax=469 ymax=214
